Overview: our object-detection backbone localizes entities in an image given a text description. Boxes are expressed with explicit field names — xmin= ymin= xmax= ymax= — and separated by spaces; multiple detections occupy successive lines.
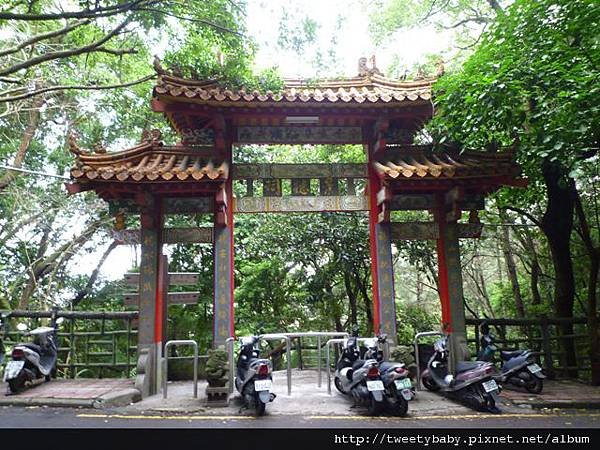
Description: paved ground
xmin=501 ymin=378 xmax=600 ymax=409
xmin=2 ymin=369 xmax=600 ymax=418
xmin=0 ymin=405 xmax=598 ymax=428
xmin=0 ymin=378 xmax=139 ymax=407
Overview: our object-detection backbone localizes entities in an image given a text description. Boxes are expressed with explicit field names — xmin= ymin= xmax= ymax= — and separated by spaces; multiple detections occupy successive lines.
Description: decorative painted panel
xmin=213 ymin=226 xmax=233 ymax=346
xmin=234 ymin=195 xmax=369 ymax=213
xmin=113 ymin=227 xmax=213 ymax=244
xmin=237 ymin=126 xmax=362 ymax=144
xmin=291 ymin=178 xmax=312 ymax=196
xmin=162 ymin=197 xmax=213 ymax=214
xmin=319 ymin=178 xmax=339 ymax=196
xmin=375 ymin=223 xmax=397 ymax=342
xmin=232 ymin=163 xmax=367 ymax=179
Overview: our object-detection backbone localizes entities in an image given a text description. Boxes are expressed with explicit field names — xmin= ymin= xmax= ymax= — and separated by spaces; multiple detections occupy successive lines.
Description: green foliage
xmin=395 ymin=302 xmax=440 ymax=344
xmin=430 ymin=0 xmax=600 ymax=180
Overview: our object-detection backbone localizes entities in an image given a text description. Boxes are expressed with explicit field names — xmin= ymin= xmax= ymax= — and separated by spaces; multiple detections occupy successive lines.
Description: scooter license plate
xmin=366 ymin=380 xmax=384 ymax=391
xmin=482 ymin=379 xmax=499 ymax=393
xmin=254 ymin=379 xmax=272 ymax=392
xmin=394 ymin=378 xmax=412 ymax=390
xmin=527 ymin=363 xmax=542 ymax=373
xmin=3 ymin=360 xmax=24 ymax=380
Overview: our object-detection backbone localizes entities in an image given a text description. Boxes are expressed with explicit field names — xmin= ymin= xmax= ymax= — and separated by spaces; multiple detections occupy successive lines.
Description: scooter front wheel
xmin=334 ymin=377 xmax=346 ymax=394
xmin=422 ymin=375 xmax=440 ymax=392
xmin=525 ymin=376 xmax=543 ymax=394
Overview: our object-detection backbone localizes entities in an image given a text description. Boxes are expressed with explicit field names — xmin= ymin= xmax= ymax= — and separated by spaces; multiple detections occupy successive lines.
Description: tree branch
xmin=137 ymin=7 xmax=245 ymax=37
xmin=0 ymin=0 xmax=153 ymax=20
xmin=0 ymin=73 xmax=156 ymax=103
xmin=502 ymin=206 xmax=543 ymax=229
xmin=443 ymin=16 xmax=489 ymax=29
xmin=71 ymin=240 xmax=118 ymax=306
xmin=0 ymin=17 xmax=132 ymax=77
xmin=0 ymin=19 xmax=91 ymax=58
xmin=94 ymin=47 xmax=138 ymax=56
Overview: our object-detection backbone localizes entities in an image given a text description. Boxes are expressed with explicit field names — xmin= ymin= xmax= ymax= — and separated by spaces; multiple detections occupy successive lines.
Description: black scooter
xmin=363 ymin=335 xmax=413 ymax=416
xmin=334 ymin=335 xmax=387 ymax=415
xmin=4 ymin=316 xmax=64 ymax=394
xmin=235 ymin=336 xmax=276 ymax=416
xmin=478 ymin=321 xmax=545 ymax=394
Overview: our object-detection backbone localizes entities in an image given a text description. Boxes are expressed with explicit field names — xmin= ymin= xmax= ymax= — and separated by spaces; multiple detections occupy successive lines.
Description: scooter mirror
xmin=16 ymin=323 xmax=28 ymax=331
xmin=56 ymin=317 xmax=65 ymax=325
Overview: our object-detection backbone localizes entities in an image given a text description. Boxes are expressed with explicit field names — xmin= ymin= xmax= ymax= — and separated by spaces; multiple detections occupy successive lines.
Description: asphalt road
xmin=0 ymin=405 xmax=599 ymax=428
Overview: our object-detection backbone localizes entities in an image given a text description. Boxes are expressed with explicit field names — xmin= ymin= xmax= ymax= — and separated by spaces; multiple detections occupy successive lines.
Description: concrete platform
xmin=122 ymin=369 xmax=510 ymax=417
xmin=501 ymin=379 xmax=600 ymax=409
xmin=0 ymin=379 xmax=140 ymax=408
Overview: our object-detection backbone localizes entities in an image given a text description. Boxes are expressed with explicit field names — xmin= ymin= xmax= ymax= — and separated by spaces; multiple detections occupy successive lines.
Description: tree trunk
xmin=354 ymin=266 xmax=373 ymax=334
xmin=540 ymin=160 xmax=577 ymax=377
xmin=519 ymin=226 xmax=543 ymax=306
xmin=71 ymin=240 xmax=118 ymax=306
xmin=499 ymin=209 xmax=526 ymax=317
xmin=343 ymin=269 xmax=358 ymax=329
xmin=0 ymin=97 xmax=45 ymax=190
xmin=573 ymin=189 xmax=600 ymax=385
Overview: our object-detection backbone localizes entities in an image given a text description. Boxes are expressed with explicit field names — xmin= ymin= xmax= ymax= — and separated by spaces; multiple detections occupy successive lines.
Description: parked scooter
xmin=477 ymin=321 xmax=545 ymax=394
xmin=334 ymin=336 xmax=387 ymax=415
xmin=235 ymin=335 xmax=276 ymax=416
xmin=363 ymin=334 xmax=413 ymax=416
xmin=4 ymin=316 xmax=64 ymax=394
xmin=421 ymin=335 xmax=502 ymax=413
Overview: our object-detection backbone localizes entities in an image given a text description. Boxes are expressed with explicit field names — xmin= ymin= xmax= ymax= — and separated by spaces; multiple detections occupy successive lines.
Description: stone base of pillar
xmin=448 ymin=331 xmax=469 ymax=375
xmin=135 ymin=343 xmax=160 ymax=398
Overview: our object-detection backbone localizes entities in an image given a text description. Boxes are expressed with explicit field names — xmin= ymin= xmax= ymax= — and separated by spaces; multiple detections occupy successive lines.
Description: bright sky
xmin=73 ymin=0 xmax=451 ymax=284
xmin=246 ymin=0 xmax=451 ymax=78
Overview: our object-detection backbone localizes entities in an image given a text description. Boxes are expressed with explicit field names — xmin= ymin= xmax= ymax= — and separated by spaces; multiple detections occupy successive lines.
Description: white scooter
xmin=4 ymin=317 xmax=64 ymax=394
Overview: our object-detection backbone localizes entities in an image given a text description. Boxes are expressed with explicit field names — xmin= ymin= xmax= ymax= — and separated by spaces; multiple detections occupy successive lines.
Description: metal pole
xmin=258 ymin=333 xmax=292 ymax=395
xmin=317 ymin=335 xmax=322 ymax=388
xmin=163 ymin=340 xmax=198 ymax=399
xmin=325 ymin=338 xmax=347 ymax=395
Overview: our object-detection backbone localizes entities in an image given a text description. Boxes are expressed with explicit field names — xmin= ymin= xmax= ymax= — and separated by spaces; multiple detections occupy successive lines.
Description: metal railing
xmin=465 ymin=317 xmax=590 ymax=379
xmin=283 ymin=332 xmax=350 ymax=388
xmin=413 ymin=331 xmax=444 ymax=391
xmin=258 ymin=334 xmax=292 ymax=395
xmin=163 ymin=340 xmax=198 ymax=399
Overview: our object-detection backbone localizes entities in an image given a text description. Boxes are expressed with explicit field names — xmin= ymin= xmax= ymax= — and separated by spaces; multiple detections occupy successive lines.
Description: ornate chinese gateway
xmin=66 ymin=58 xmax=524 ymax=396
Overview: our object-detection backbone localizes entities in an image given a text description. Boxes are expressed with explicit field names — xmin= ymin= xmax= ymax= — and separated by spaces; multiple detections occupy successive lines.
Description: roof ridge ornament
xmin=358 ymin=55 xmax=383 ymax=78
xmin=67 ymin=130 xmax=90 ymax=156
xmin=141 ymin=128 xmax=162 ymax=143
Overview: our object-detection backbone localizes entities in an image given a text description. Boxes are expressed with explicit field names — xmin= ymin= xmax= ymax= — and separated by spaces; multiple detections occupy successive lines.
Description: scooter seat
xmin=17 ymin=342 xmax=41 ymax=353
xmin=456 ymin=360 xmax=486 ymax=372
xmin=378 ymin=361 xmax=400 ymax=372
xmin=352 ymin=359 xmax=366 ymax=370
xmin=501 ymin=350 xmax=524 ymax=360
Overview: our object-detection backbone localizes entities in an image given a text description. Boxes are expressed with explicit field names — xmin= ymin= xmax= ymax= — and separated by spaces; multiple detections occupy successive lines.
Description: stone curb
xmin=92 ymin=388 xmax=142 ymax=409
xmin=0 ymin=396 xmax=95 ymax=408
xmin=0 ymin=388 xmax=141 ymax=409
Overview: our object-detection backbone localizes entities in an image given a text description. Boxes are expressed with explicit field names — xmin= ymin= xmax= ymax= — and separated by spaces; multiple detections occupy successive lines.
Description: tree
xmin=429 ymin=0 xmax=600 ymax=379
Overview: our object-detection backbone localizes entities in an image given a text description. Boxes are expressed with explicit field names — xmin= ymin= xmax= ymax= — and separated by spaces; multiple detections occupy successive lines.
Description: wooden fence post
xmin=540 ymin=315 xmax=555 ymax=379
